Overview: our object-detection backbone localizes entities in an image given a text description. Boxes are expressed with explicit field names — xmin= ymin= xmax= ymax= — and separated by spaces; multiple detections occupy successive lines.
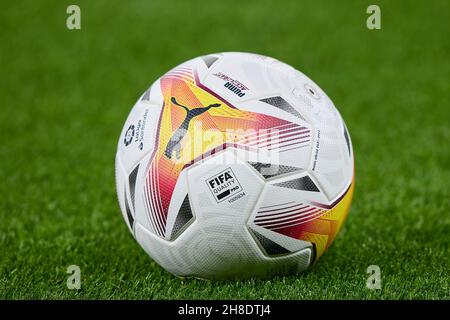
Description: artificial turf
xmin=0 ymin=0 xmax=448 ymax=299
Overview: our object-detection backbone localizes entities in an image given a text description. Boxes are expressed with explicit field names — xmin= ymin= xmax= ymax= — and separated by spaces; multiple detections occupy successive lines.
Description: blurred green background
xmin=0 ymin=0 xmax=448 ymax=299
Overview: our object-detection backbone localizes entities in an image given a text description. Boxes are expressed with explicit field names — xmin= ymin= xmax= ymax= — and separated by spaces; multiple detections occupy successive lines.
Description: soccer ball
xmin=115 ymin=52 xmax=354 ymax=279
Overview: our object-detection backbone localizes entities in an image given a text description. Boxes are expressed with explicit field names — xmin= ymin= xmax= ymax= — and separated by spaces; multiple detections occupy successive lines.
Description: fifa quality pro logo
xmin=206 ymin=168 xmax=243 ymax=203
xmin=164 ymin=97 xmax=221 ymax=160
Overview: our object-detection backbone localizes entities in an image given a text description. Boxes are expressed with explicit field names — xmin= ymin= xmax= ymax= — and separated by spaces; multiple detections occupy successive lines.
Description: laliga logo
xmin=124 ymin=125 xmax=135 ymax=146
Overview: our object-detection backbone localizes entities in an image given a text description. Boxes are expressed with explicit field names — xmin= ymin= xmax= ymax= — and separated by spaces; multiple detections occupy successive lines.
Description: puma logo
xmin=164 ymin=97 xmax=221 ymax=159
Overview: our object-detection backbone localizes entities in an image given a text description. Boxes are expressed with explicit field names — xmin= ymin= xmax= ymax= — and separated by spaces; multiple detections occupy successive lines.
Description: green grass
xmin=0 ymin=0 xmax=449 ymax=299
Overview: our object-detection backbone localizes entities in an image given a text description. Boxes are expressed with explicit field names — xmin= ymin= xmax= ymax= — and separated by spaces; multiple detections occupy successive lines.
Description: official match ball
xmin=115 ymin=52 xmax=354 ymax=279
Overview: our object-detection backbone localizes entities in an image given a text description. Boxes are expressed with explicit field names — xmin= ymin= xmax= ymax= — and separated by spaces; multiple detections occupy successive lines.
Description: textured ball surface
xmin=115 ymin=52 xmax=354 ymax=279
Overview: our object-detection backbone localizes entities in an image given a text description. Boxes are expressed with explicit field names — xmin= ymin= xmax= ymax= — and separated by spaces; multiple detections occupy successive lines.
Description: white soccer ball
xmin=115 ymin=52 xmax=354 ymax=279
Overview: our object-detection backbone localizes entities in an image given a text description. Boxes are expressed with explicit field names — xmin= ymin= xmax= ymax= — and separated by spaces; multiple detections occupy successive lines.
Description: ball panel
xmin=140 ymin=80 xmax=164 ymax=106
xmin=308 ymin=125 xmax=353 ymax=200
xmin=252 ymin=174 xmax=354 ymax=261
xmin=164 ymin=170 xmax=192 ymax=241
xmin=133 ymin=153 xmax=154 ymax=233
xmin=186 ymin=149 xmax=265 ymax=223
xmin=248 ymin=224 xmax=312 ymax=256
xmin=114 ymin=152 xmax=134 ymax=235
xmin=292 ymin=179 xmax=354 ymax=259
